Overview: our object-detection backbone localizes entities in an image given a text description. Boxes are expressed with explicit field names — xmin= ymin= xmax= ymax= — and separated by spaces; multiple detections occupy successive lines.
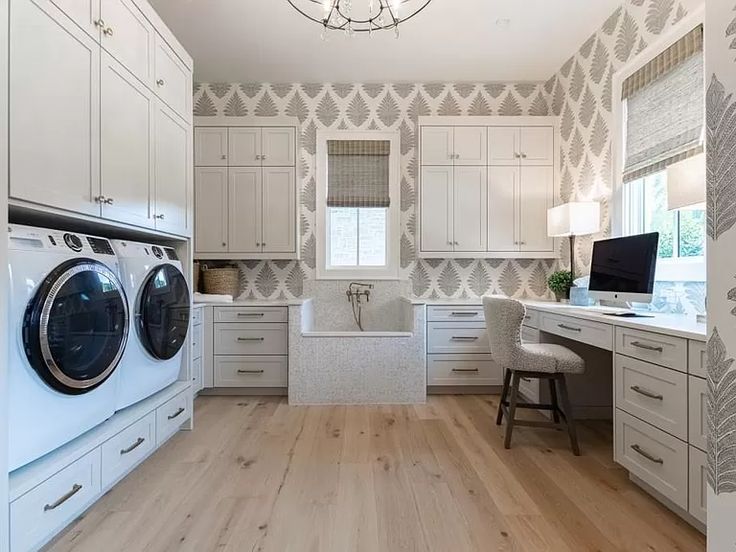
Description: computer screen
xmin=588 ymin=233 xmax=659 ymax=302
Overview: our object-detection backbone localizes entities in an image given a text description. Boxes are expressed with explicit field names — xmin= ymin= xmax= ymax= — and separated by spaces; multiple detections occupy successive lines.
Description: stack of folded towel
xmin=193 ymin=292 xmax=234 ymax=304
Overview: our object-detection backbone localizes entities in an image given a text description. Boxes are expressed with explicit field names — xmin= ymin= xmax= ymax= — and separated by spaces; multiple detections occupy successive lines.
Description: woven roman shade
xmin=327 ymin=140 xmax=390 ymax=208
xmin=622 ymin=25 xmax=704 ymax=183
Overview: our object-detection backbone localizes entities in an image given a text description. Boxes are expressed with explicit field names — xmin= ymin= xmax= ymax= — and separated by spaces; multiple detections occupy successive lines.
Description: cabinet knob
xmin=454 ymin=241 xmax=459 ymax=245
xmin=222 ymin=242 xmax=227 ymax=247
xmin=94 ymin=195 xmax=106 ymax=204
xmin=156 ymin=79 xmax=165 ymax=87
xmin=262 ymin=242 xmax=266 ymax=247
xmin=155 ymin=214 xmax=165 ymax=220
xmin=94 ymin=18 xmax=105 ymax=29
xmin=262 ymin=155 xmax=267 ymax=160
xmin=104 ymin=197 xmax=114 ymax=205
xmin=521 ymin=153 xmax=527 ymax=159
xmin=221 ymin=154 xmax=227 ymax=160
xmin=447 ymin=241 xmax=452 ymax=245
xmin=519 ymin=241 xmax=526 ymax=245
xmin=256 ymin=242 xmax=260 ymax=247
xmin=514 ymin=153 xmax=521 ymax=159
xmin=103 ymin=26 xmax=114 ymax=37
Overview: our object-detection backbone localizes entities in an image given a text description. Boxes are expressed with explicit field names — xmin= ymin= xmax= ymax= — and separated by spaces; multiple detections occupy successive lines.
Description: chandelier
xmin=286 ymin=0 xmax=433 ymax=38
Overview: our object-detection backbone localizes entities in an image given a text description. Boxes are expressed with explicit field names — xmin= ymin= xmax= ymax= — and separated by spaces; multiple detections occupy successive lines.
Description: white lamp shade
xmin=547 ymin=202 xmax=601 ymax=237
xmin=667 ymin=153 xmax=705 ymax=210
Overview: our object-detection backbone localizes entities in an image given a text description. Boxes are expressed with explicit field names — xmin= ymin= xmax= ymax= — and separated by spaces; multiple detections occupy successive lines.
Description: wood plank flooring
xmin=46 ymin=395 xmax=706 ymax=552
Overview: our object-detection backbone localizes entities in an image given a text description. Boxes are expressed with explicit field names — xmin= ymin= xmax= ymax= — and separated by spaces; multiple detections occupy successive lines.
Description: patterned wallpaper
xmin=193 ymin=81 xmax=559 ymax=301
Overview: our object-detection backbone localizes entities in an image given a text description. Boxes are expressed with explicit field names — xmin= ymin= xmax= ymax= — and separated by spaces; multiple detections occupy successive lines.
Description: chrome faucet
xmin=346 ymin=282 xmax=374 ymax=331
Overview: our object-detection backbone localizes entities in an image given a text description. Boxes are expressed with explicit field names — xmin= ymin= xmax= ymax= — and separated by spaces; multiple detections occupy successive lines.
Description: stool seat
xmin=520 ymin=344 xmax=585 ymax=374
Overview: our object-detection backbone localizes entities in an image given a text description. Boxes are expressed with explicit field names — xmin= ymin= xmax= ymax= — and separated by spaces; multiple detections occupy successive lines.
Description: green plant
xmin=548 ymin=270 xmax=573 ymax=299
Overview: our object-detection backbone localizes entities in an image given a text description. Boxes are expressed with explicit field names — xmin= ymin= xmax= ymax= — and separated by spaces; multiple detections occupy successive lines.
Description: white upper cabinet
xmin=262 ymin=128 xmax=296 ymax=166
xmin=453 ymin=166 xmax=487 ymax=251
xmin=420 ymin=166 xmax=454 ymax=251
xmin=153 ymin=103 xmax=190 ymax=235
xmin=488 ymin=127 xmax=519 ymax=165
xmin=261 ymin=168 xmax=296 ymax=252
xmin=100 ymin=53 xmax=154 ymax=228
xmin=519 ymin=127 xmax=554 ymax=166
xmin=195 ymin=167 xmax=228 ymax=253
xmin=454 ymin=128 xmax=487 ymax=166
xmin=228 ymin=168 xmax=261 ymax=253
xmin=153 ymin=33 xmax=189 ymax=119
xmin=518 ymin=167 xmax=554 ymax=251
xmin=49 ymin=0 xmax=101 ymax=38
xmin=195 ymin=128 xmax=228 ymax=166
xmin=487 ymin=167 xmax=518 ymax=252
xmin=421 ymin=127 xmax=454 ymax=165
xmin=99 ymin=0 xmax=153 ymax=85
xmin=10 ymin=0 xmax=100 ymax=216
xmin=229 ymin=128 xmax=261 ymax=166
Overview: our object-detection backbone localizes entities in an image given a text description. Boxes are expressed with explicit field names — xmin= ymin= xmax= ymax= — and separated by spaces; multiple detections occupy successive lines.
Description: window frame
xmin=315 ymin=130 xmax=401 ymax=280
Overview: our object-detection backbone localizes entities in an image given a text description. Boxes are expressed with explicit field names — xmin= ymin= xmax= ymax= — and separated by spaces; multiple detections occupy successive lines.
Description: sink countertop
xmin=193 ymin=298 xmax=307 ymax=307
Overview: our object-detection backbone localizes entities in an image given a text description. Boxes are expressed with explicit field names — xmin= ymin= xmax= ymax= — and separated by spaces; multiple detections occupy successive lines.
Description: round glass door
xmin=137 ymin=264 xmax=190 ymax=360
xmin=23 ymin=259 xmax=129 ymax=395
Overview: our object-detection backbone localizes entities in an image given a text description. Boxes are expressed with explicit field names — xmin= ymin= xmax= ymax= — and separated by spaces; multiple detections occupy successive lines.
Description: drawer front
xmin=191 ymin=322 xmax=203 ymax=360
xmin=215 ymin=323 xmax=288 ymax=355
xmin=522 ymin=309 xmax=539 ymax=329
xmin=11 ymin=449 xmax=101 ymax=552
xmin=518 ymin=373 xmax=540 ymax=403
xmin=101 ymin=412 xmax=155 ymax=488
xmin=615 ymin=326 xmax=687 ymax=372
xmin=615 ymin=409 xmax=688 ymax=509
xmin=689 ymin=446 xmax=707 ymax=525
xmin=154 ymin=34 xmax=189 ymax=119
xmin=215 ymin=356 xmax=288 ymax=387
xmin=521 ymin=326 xmax=540 ymax=344
xmin=427 ymin=322 xmax=489 ymax=354
xmin=688 ymin=376 xmax=707 ymax=451
xmin=192 ymin=356 xmax=203 ymax=392
xmin=614 ymin=354 xmax=688 ymax=440
xmin=156 ymin=389 xmax=191 ymax=445
xmin=427 ymin=354 xmax=501 ymax=386
xmin=191 ymin=307 xmax=203 ymax=326
xmin=539 ymin=313 xmax=613 ymax=350
xmin=214 ymin=306 xmax=288 ymax=323
xmin=688 ymin=340 xmax=706 ymax=378
xmin=427 ymin=305 xmax=484 ymax=323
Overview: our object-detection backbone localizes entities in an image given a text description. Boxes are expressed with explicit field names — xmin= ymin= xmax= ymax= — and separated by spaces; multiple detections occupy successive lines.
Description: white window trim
xmin=315 ymin=130 xmax=401 ymax=280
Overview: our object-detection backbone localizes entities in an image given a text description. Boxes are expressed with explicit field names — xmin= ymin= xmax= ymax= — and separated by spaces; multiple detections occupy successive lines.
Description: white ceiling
xmin=150 ymin=0 xmax=622 ymax=83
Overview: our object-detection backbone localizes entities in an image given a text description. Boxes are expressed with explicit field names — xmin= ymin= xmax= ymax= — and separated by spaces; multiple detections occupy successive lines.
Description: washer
xmin=111 ymin=239 xmax=190 ymax=411
xmin=8 ymin=224 xmax=129 ymax=471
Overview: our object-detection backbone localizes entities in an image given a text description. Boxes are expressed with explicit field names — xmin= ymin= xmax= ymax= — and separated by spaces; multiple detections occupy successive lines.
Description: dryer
xmin=111 ymin=240 xmax=190 ymax=410
xmin=8 ymin=224 xmax=129 ymax=471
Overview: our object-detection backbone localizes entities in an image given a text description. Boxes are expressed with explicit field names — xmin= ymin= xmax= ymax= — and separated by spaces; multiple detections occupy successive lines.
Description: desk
xmin=418 ymin=298 xmax=707 ymax=531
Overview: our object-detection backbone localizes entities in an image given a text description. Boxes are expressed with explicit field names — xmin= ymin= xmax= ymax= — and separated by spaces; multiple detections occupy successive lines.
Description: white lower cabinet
xmin=215 ymin=356 xmax=289 ymax=387
xmin=101 ymin=412 xmax=155 ymax=488
xmin=427 ymin=354 xmax=501 ymax=386
xmin=156 ymin=389 xmax=192 ymax=446
xmin=688 ymin=446 xmax=707 ymax=525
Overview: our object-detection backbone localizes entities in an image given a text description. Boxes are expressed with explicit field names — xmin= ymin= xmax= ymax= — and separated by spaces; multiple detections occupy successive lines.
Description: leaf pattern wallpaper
xmin=708 ymin=329 xmax=736 ymax=494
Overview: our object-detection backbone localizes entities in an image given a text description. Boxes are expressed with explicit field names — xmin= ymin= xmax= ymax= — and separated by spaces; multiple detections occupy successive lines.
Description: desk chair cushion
xmin=519 ymin=343 xmax=585 ymax=374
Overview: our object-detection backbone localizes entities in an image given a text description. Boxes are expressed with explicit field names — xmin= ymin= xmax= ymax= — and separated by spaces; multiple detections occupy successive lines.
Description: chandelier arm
xmin=287 ymin=0 xmax=432 ymax=32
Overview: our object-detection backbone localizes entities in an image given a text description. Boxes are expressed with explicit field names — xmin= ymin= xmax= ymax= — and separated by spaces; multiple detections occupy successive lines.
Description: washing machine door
xmin=23 ymin=258 xmax=129 ymax=395
xmin=137 ymin=264 xmax=190 ymax=361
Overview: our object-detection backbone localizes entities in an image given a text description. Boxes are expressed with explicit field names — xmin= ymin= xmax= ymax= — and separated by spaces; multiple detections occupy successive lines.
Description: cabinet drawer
xmin=191 ymin=322 xmax=203 ymax=360
xmin=191 ymin=307 xmax=203 ymax=326
xmin=616 ymin=327 xmax=688 ymax=372
xmin=153 ymin=34 xmax=189 ymax=119
xmin=427 ymin=354 xmax=501 ymax=386
xmin=688 ymin=340 xmax=706 ymax=378
xmin=214 ymin=306 xmax=288 ymax=323
xmin=539 ymin=313 xmax=613 ymax=350
xmin=214 ymin=323 xmax=288 ymax=355
xmin=215 ymin=356 xmax=288 ymax=387
xmin=688 ymin=376 xmax=707 ymax=451
xmin=521 ymin=326 xmax=540 ymax=344
xmin=522 ymin=309 xmax=539 ymax=329
xmin=614 ymin=355 xmax=688 ymax=440
xmin=689 ymin=446 xmax=707 ymax=525
xmin=192 ymin=356 xmax=203 ymax=392
xmin=615 ymin=409 xmax=688 ymax=509
xmin=156 ymin=389 xmax=191 ymax=445
xmin=101 ymin=413 xmax=155 ymax=488
xmin=427 ymin=322 xmax=489 ymax=354
xmin=427 ymin=305 xmax=484 ymax=322
xmin=11 ymin=449 xmax=101 ymax=552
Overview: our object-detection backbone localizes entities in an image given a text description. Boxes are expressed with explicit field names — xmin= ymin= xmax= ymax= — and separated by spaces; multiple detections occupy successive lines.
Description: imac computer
xmin=587 ymin=232 xmax=659 ymax=316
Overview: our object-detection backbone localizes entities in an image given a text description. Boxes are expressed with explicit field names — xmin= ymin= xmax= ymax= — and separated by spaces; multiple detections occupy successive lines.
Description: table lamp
xmin=547 ymin=201 xmax=601 ymax=282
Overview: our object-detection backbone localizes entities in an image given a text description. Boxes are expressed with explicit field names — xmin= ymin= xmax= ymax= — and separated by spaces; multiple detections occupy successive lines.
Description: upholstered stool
xmin=482 ymin=296 xmax=585 ymax=455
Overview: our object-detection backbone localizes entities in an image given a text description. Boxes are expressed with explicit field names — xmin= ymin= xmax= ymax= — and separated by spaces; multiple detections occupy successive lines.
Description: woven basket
xmin=201 ymin=266 xmax=239 ymax=297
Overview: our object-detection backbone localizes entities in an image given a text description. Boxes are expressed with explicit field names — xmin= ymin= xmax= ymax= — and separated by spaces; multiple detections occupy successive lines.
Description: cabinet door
xmin=262 ymin=127 xmax=295 ymax=166
xmin=487 ymin=167 xmax=518 ymax=252
xmin=229 ymin=128 xmax=261 ymax=166
xmin=519 ymin=167 xmax=554 ymax=252
xmin=154 ymin=103 xmax=190 ymax=236
xmin=100 ymin=54 xmax=154 ymax=228
xmin=420 ymin=166 xmax=453 ymax=252
xmin=488 ymin=127 xmax=519 ymax=165
xmin=195 ymin=128 xmax=228 ymax=166
xmin=195 ymin=168 xmax=228 ymax=253
xmin=421 ymin=127 xmax=454 ymax=165
xmin=49 ymin=0 xmax=101 ymax=38
xmin=228 ymin=168 xmax=261 ymax=253
xmin=453 ymin=167 xmax=487 ymax=252
xmin=454 ymin=127 xmax=487 ymax=166
xmin=99 ymin=0 xmax=153 ymax=84
xmin=10 ymin=0 xmax=100 ymax=215
xmin=262 ymin=168 xmax=296 ymax=253
xmin=153 ymin=33 xmax=190 ymax=120
xmin=519 ymin=127 xmax=554 ymax=166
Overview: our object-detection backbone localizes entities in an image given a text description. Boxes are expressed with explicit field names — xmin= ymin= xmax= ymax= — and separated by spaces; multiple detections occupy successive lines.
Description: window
xmin=316 ymin=131 xmax=400 ymax=280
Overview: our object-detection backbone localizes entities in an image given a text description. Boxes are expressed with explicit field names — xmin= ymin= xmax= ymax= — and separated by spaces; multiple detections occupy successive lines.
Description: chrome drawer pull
xmin=168 ymin=407 xmax=185 ymax=420
xmin=120 ymin=437 xmax=145 ymax=455
xmin=558 ymin=323 xmax=581 ymax=332
xmin=450 ymin=336 xmax=479 ymax=341
xmin=631 ymin=341 xmax=664 ymax=353
xmin=630 ymin=385 xmax=664 ymax=401
xmin=44 ymin=484 xmax=83 ymax=511
xmin=451 ymin=368 xmax=480 ymax=373
xmin=450 ymin=312 xmax=478 ymax=317
xmin=237 ymin=337 xmax=265 ymax=342
xmin=237 ymin=312 xmax=265 ymax=317
xmin=237 ymin=369 xmax=265 ymax=374
xmin=630 ymin=444 xmax=664 ymax=465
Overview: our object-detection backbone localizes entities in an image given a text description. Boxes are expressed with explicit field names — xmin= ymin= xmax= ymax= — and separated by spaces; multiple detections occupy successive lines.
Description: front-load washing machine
xmin=8 ymin=224 xmax=129 ymax=471
xmin=111 ymin=240 xmax=190 ymax=411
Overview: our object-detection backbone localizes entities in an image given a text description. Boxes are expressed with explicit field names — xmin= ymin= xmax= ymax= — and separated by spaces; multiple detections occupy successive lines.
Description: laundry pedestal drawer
xmin=156 ymin=389 xmax=191 ymax=445
xmin=215 ymin=323 xmax=288 ymax=355
xmin=101 ymin=412 xmax=156 ymax=488
xmin=11 ymin=449 xmax=101 ymax=552
xmin=215 ymin=356 xmax=288 ymax=387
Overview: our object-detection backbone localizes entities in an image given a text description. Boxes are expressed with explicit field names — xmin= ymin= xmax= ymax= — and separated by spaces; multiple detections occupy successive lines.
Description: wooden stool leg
xmin=504 ymin=371 xmax=521 ymax=449
xmin=557 ymin=375 xmax=581 ymax=456
xmin=497 ymin=368 xmax=512 ymax=426
xmin=548 ymin=377 xmax=560 ymax=424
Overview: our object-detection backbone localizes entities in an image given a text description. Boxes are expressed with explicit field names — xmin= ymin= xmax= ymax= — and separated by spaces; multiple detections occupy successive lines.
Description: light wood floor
xmin=47 ymin=395 xmax=705 ymax=552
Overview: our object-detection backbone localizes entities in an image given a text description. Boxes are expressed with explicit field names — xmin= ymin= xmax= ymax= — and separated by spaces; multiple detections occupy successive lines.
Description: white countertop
xmin=193 ymin=299 xmax=306 ymax=307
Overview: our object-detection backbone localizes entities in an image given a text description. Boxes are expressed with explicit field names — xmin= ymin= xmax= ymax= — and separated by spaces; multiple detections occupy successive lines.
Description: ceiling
xmin=150 ymin=0 xmax=622 ymax=83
